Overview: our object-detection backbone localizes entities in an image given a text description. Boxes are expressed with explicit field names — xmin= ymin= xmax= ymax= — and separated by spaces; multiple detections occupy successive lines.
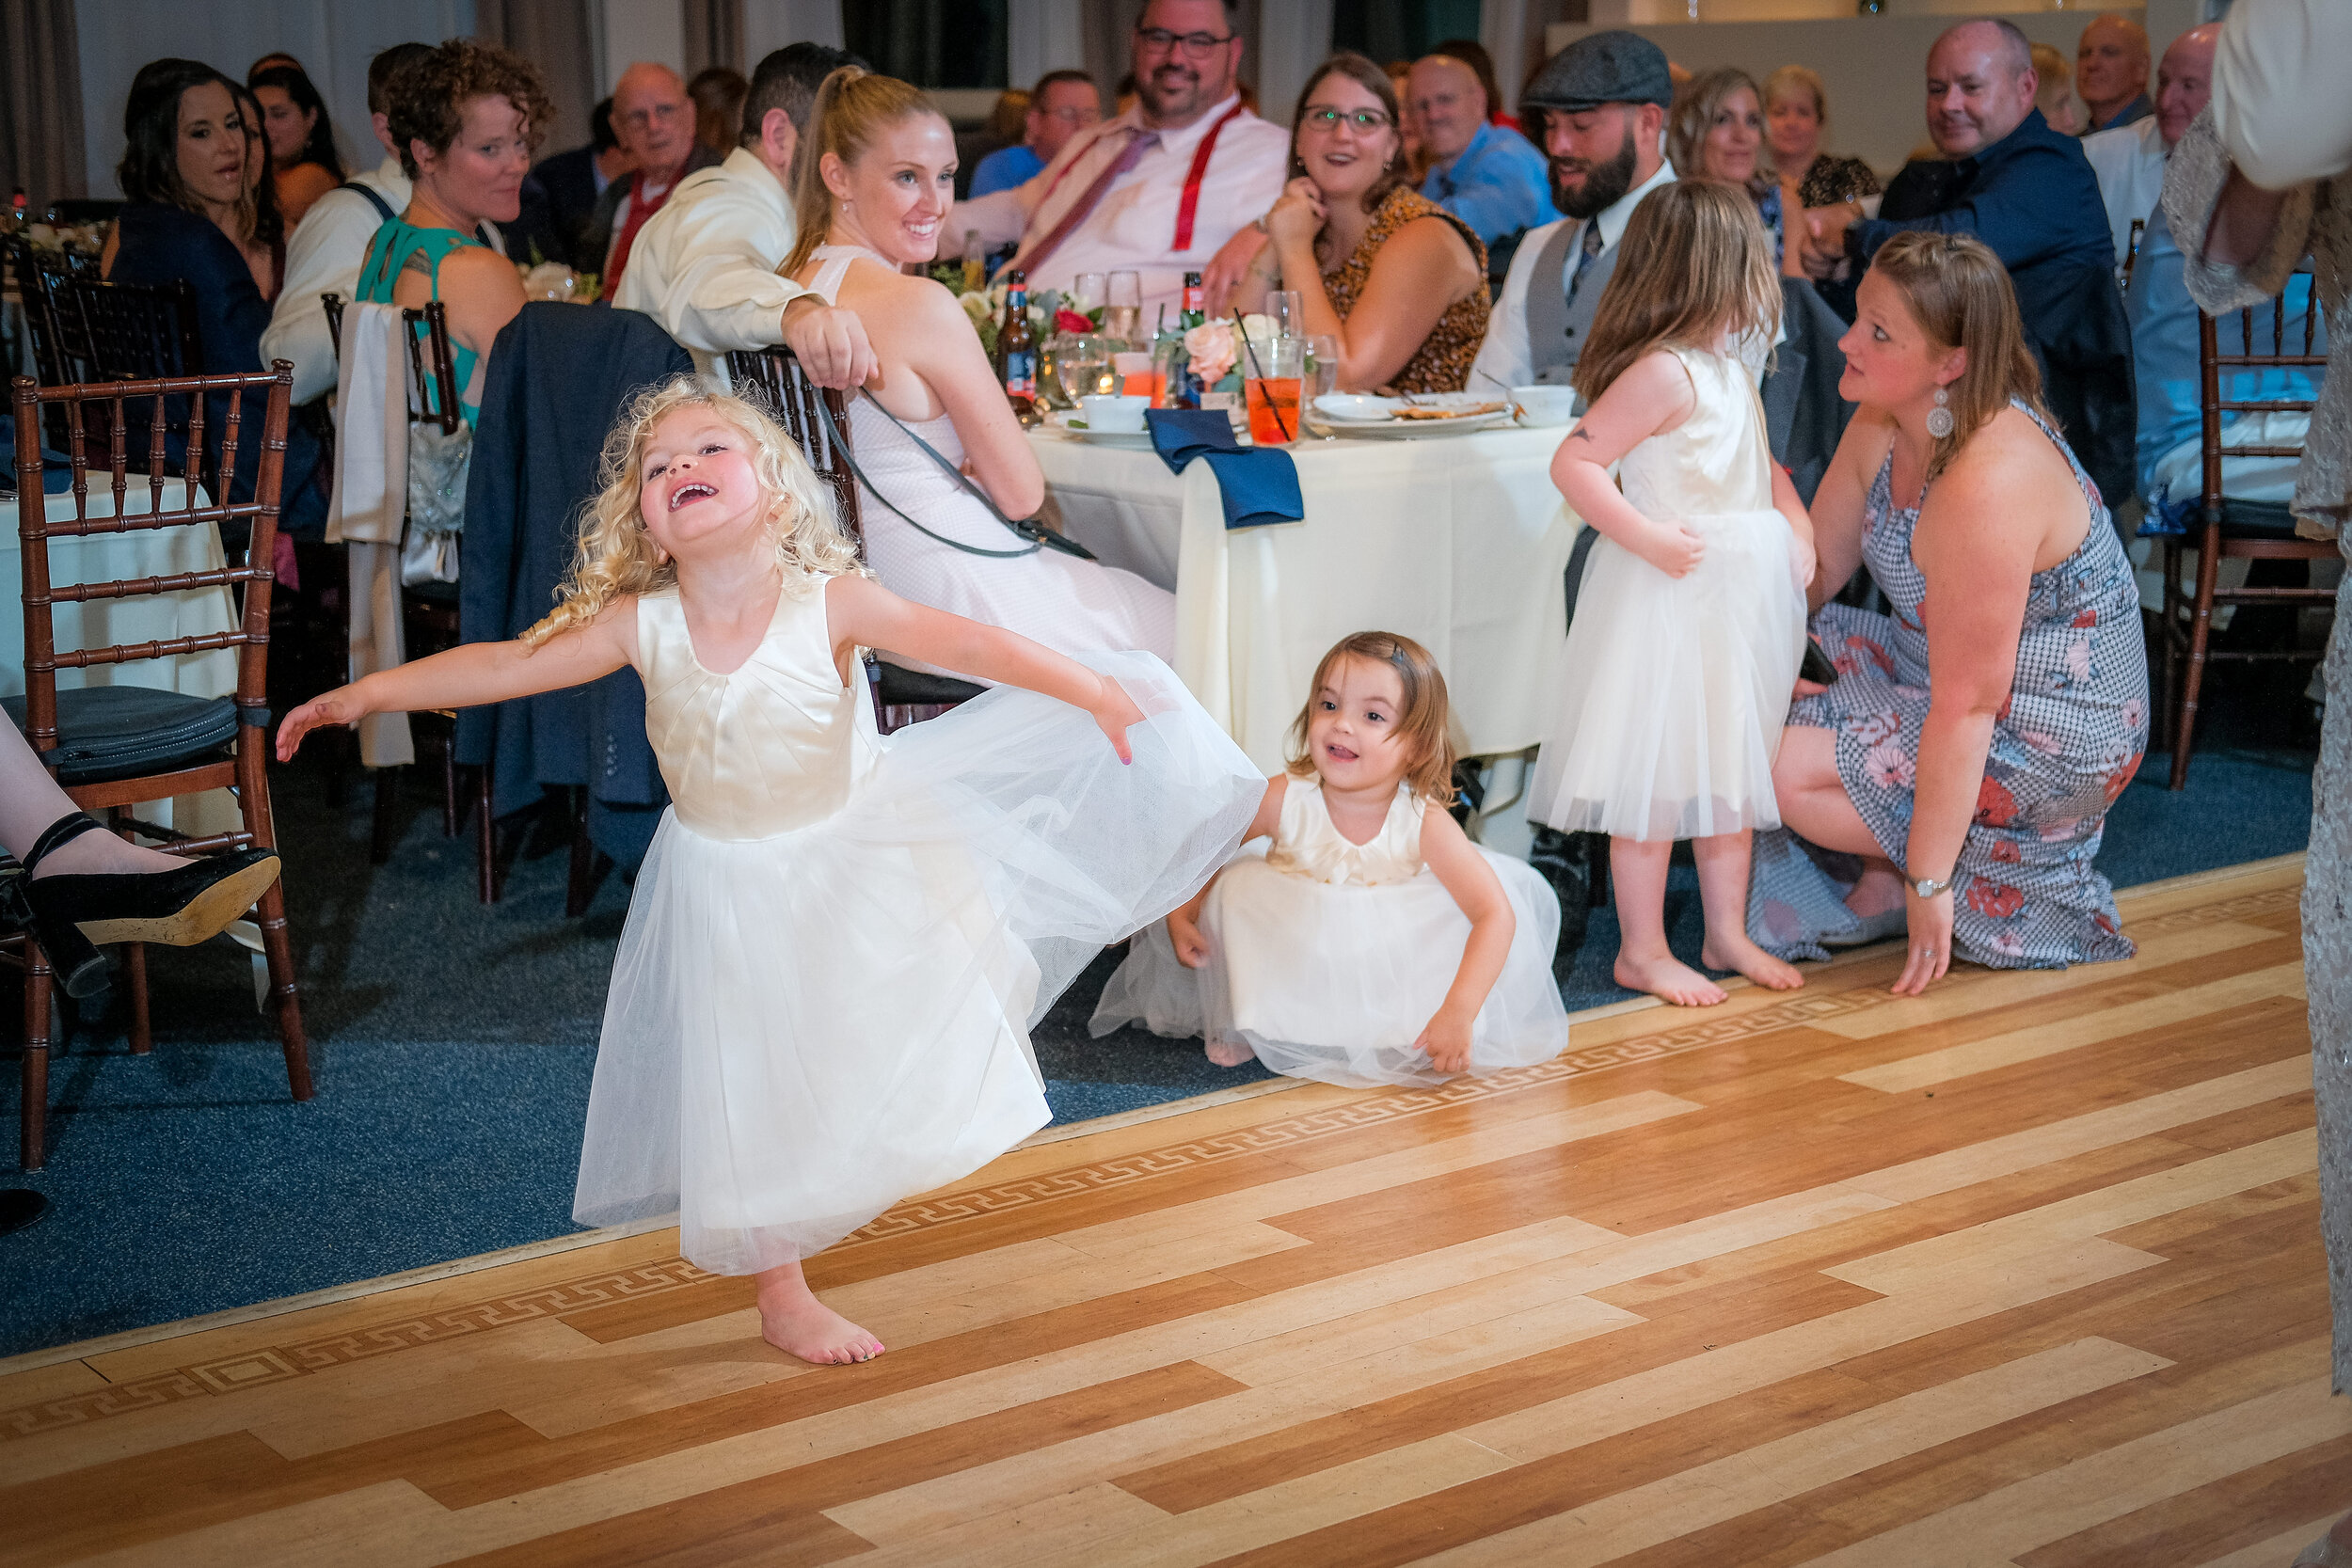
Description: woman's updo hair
xmin=383 ymin=38 xmax=552 ymax=179
xmin=1666 ymin=66 xmax=1775 ymax=195
xmin=1290 ymin=53 xmax=1408 ymax=215
xmin=780 ymin=67 xmax=944 ymax=276
xmin=1868 ymin=230 xmax=2050 ymax=480
xmin=118 ymin=58 xmax=243 ymax=210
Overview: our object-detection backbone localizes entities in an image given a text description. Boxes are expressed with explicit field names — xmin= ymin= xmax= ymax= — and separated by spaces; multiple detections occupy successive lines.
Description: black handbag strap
xmin=811 ymin=391 xmax=1095 ymax=562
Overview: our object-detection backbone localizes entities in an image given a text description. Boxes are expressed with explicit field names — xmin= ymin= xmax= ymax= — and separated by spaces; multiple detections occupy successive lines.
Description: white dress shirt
xmin=2083 ymin=116 xmax=2169 ymax=273
xmin=950 ymin=92 xmax=1290 ymax=324
xmin=2212 ymin=0 xmax=2352 ymax=188
xmin=612 ymin=146 xmax=806 ymax=386
xmin=1469 ymin=159 xmax=1678 ymax=391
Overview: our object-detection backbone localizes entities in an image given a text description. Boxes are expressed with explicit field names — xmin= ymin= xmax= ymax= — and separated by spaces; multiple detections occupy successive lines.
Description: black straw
xmin=1231 ymin=309 xmax=1292 ymax=443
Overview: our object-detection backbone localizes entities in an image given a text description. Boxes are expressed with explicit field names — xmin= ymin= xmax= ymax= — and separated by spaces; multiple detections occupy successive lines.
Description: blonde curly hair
xmin=522 ymin=377 xmax=862 ymax=648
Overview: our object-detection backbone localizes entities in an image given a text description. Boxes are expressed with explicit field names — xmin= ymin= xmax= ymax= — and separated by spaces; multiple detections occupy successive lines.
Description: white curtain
xmin=741 ymin=0 xmax=842 ymax=66
xmin=74 ymin=0 xmax=476 ymax=198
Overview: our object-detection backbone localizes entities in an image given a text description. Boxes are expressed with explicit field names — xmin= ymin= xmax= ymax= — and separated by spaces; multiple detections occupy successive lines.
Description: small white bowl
xmin=1511 ymin=386 xmax=1577 ymax=427
xmin=1079 ymin=393 xmax=1150 ymax=433
xmin=1312 ymin=393 xmax=1399 ymax=423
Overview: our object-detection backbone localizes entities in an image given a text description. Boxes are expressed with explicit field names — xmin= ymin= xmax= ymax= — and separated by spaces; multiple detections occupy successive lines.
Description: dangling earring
xmin=1926 ymin=385 xmax=1955 ymax=439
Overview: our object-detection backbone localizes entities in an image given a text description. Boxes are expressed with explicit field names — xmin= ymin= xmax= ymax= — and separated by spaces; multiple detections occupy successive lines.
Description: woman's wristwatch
xmin=1908 ymin=870 xmax=1952 ymax=898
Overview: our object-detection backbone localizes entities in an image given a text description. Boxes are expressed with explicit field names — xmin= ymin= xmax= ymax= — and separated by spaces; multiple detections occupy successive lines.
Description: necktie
xmin=1018 ymin=129 xmax=1160 ymax=277
xmin=1565 ymin=219 xmax=1606 ymax=308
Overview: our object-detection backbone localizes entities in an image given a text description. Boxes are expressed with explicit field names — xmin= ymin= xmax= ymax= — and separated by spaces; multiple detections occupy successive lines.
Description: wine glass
xmin=1071 ymin=273 xmax=1107 ymax=314
xmin=1056 ymin=334 xmax=1113 ymax=408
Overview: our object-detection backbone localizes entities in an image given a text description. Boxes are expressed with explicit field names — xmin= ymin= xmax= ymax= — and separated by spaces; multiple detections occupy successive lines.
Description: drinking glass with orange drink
xmin=1244 ymin=335 xmax=1305 ymax=446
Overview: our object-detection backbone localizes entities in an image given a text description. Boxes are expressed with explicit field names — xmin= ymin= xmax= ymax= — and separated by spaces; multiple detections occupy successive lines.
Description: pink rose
xmin=1864 ymin=739 xmax=1915 ymax=789
xmin=1183 ymin=322 xmax=1236 ymax=385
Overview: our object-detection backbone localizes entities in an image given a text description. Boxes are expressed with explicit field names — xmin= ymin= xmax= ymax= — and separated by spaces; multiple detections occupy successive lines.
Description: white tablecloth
xmin=1032 ymin=424 xmax=1578 ymax=772
xmin=4 ymin=480 xmax=243 ymax=832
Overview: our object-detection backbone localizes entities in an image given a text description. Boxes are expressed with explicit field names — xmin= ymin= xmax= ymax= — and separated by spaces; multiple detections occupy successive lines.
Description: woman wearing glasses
xmin=1233 ymin=53 xmax=1489 ymax=393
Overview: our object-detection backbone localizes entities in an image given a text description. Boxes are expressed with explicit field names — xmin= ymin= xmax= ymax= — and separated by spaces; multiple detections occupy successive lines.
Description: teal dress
xmin=356 ymin=220 xmax=489 ymax=429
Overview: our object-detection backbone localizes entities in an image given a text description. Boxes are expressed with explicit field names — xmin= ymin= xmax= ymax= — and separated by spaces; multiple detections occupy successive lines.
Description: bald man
xmin=1409 ymin=54 xmax=1557 ymax=260
xmin=2075 ymin=15 xmax=2153 ymax=135
xmin=2083 ymin=24 xmax=2220 ymax=264
xmin=586 ymin=62 xmax=723 ymax=296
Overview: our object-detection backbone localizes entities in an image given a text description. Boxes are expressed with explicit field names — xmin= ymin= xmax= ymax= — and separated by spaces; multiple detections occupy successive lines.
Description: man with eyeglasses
xmin=1411 ymin=54 xmax=1558 ymax=279
xmin=584 ymin=61 xmax=723 ymax=298
xmin=949 ymin=0 xmax=1289 ymax=323
xmin=972 ymin=71 xmax=1104 ymax=198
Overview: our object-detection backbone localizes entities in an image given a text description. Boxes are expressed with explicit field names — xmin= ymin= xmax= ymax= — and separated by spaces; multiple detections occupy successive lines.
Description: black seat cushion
xmin=3 ymin=686 xmax=239 ymax=784
xmin=873 ymin=661 xmax=985 ymax=707
xmin=2218 ymin=498 xmax=2305 ymax=539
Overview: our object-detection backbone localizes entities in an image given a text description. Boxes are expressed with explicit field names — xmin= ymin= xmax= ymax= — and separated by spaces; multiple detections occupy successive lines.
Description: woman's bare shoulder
xmin=1377 ymin=213 xmax=1481 ymax=278
xmin=1943 ymin=404 xmax=2074 ymax=495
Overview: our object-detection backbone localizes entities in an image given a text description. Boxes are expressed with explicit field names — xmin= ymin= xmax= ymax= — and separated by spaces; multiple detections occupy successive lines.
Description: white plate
xmin=1313 ymin=393 xmax=1400 ymax=424
xmin=1059 ymin=425 xmax=1157 ymax=449
xmin=1321 ymin=409 xmax=1513 ymax=438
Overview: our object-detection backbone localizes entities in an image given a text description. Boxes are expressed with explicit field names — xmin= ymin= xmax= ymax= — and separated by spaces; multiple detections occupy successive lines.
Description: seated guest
xmin=584 ymin=63 xmax=722 ymax=297
xmin=104 ymin=58 xmax=326 ymax=536
xmin=687 ymin=66 xmax=747 ymax=153
xmin=784 ymin=67 xmax=1175 ymax=671
xmin=1800 ymin=19 xmax=2134 ymax=507
xmin=1233 ymin=53 xmax=1488 ymax=393
xmin=614 ymin=41 xmax=875 ymax=386
xmin=247 ymin=62 xmax=343 ymax=227
xmin=512 ymin=96 xmax=627 ymax=270
xmin=1430 ymin=37 xmax=1520 ymax=133
xmin=1408 ymin=52 xmax=1556 ymax=280
xmin=2076 ymin=14 xmax=2153 ymax=134
xmin=1385 ymin=59 xmax=1424 ymax=182
xmin=355 ymin=39 xmax=546 ymax=429
xmin=229 ymin=79 xmax=291 ymax=296
xmin=1763 ymin=66 xmax=1881 ymax=214
xmin=2030 ymin=43 xmax=2087 ymax=137
xmin=2084 ymin=24 xmax=2218 ymax=273
xmin=970 ymin=71 xmax=1102 ymax=198
xmin=1667 ymin=68 xmax=1789 ymax=268
xmin=1752 ymin=231 xmax=2148 ymax=985
xmin=262 ymin=43 xmax=505 ymax=405
xmin=952 ymin=0 xmax=1289 ymax=324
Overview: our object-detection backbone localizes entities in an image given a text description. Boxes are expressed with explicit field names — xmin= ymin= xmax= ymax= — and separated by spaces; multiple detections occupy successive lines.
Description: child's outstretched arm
xmin=1771 ymin=461 xmax=1819 ymax=594
xmin=277 ymin=604 xmax=636 ymax=762
xmin=1413 ymin=806 xmax=1518 ymax=1075
xmin=1550 ymin=352 xmax=1703 ymax=578
xmin=825 ymin=575 xmax=1143 ymax=758
xmin=1168 ymin=775 xmax=1286 ymax=967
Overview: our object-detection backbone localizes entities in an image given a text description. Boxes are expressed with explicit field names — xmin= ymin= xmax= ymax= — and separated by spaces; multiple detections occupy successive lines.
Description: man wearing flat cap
xmin=1468 ymin=30 xmax=1677 ymax=392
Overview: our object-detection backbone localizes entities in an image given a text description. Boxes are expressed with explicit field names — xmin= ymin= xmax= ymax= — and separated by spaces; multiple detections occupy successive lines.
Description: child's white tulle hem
xmin=1090 ymin=846 xmax=1570 ymax=1088
xmin=571 ymin=652 xmax=1263 ymax=1276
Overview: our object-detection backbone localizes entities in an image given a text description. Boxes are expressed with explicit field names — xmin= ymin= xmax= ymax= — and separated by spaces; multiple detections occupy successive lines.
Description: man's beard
xmin=1550 ymin=124 xmax=1639 ymax=221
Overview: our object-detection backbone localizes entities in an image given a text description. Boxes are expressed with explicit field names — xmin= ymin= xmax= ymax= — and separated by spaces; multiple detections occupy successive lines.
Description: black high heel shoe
xmin=13 ymin=814 xmax=282 ymax=1000
xmin=3 ymin=816 xmax=112 ymax=1000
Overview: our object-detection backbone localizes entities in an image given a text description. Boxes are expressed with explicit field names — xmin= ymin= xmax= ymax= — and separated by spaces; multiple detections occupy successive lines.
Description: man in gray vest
xmin=1469 ymin=31 xmax=1677 ymax=393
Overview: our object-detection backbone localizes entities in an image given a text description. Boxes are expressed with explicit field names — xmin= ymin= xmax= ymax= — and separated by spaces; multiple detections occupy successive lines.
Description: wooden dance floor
xmin=2 ymin=854 xmax=2342 ymax=1566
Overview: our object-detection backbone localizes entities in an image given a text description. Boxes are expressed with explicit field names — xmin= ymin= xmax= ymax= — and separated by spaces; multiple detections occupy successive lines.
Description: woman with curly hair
xmin=355 ymin=38 xmax=551 ymax=427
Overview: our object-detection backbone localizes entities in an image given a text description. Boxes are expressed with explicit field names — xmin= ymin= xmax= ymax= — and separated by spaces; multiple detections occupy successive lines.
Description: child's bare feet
xmin=1614 ymin=949 xmax=1726 ymax=1006
xmin=754 ymin=1263 xmax=882 ymax=1366
xmin=1701 ymin=932 xmax=1806 ymax=991
xmin=1205 ymin=1038 xmax=1256 ymax=1068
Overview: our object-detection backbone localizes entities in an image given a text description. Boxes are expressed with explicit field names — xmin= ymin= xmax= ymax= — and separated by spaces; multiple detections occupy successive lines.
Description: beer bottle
xmin=1181 ymin=271 xmax=1205 ymax=329
xmin=999 ymin=270 xmax=1039 ymax=417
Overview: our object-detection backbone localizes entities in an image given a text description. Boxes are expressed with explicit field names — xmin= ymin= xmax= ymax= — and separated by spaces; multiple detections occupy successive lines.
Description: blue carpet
xmin=0 ymin=663 xmax=2316 ymax=1357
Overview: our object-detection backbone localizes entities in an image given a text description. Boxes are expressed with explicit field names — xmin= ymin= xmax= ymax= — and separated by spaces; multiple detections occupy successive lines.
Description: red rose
xmin=1990 ymin=838 xmax=2022 ymax=864
xmin=1975 ymin=776 xmax=2018 ymax=828
xmin=1055 ymin=309 xmax=1096 ymax=335
xmin=1966 ymin=880 xmax=2025 ymax=919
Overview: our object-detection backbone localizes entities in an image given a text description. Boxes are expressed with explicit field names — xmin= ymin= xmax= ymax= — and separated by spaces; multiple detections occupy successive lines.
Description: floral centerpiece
xmin=519 ymin=260 xmax=597 ymax=304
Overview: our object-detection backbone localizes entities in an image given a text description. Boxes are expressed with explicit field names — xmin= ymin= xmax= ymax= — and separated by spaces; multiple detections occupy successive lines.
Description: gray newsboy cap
xmin=1521 ymin=30 xmax=1676 ymax=112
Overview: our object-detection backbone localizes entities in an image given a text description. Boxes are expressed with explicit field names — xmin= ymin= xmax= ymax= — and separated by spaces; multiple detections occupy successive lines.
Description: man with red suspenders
xmin=949 ymin=0 xmax=1288 ymax=324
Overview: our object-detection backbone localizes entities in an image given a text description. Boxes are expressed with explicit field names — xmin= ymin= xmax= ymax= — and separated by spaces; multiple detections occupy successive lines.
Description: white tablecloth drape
xmin=1031 ymin=425 xmax=1580 ymax=772
xmin=4 ymin=480 xmax=244 ymax=832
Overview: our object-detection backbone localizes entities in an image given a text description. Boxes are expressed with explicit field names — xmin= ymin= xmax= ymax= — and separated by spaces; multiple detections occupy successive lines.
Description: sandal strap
xmin=23 ymin=812 xmax=106 ymax=875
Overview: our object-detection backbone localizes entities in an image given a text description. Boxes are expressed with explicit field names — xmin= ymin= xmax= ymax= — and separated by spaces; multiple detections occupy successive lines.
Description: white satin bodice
xmin=634 ymin=576 xmax=881 ymax=840
xmin=1264 ymin=777 xmax=1424 ymax=887
xmin=1618 ymin=344 xmax=1776 ymax=519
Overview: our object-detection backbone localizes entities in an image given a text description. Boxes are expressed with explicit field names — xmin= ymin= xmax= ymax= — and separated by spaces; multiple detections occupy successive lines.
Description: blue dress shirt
xmin=1420 ymin=120 xmax=1560 ymax=247
xmin=970 ymin=143 xmax=1046 ymax=198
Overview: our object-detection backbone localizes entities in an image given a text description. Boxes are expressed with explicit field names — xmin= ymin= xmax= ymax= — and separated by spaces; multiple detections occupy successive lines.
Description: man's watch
xmin=1909 ymin=872 xmax=1952 ymax=899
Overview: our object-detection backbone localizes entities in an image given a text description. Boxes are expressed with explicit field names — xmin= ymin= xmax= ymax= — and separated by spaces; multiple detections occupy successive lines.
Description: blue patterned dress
xmin=1748 ymin=404 xmax=2151 ymax=968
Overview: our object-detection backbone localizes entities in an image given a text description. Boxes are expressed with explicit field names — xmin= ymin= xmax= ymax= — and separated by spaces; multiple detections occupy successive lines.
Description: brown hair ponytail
xmin=779 ymin=67 xmax=943 ymax=277
xmin=1867 ymin=230 xmax=2048 ymax=481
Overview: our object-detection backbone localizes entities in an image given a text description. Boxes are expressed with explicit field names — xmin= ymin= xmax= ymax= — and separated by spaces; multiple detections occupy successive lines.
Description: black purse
xmin=813 ymin=393 xmax=1098 ymax=562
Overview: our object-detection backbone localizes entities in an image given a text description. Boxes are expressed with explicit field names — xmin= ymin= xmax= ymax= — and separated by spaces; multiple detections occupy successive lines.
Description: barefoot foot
xmin=753 ymin=1266 xmax=883 ymax=1365
xmin=1614 ymin=950 xmax=1727 ymax=1006
xmin=1205 ymin=1038 xmax=1257 ymax=1068
xmin=1701 ymin=933 xmax=1806 ymax=991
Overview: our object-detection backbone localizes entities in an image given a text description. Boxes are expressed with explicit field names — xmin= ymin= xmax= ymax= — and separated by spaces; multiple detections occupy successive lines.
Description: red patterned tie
xmin=1014 ymin=129 xmax=1159 ymax=277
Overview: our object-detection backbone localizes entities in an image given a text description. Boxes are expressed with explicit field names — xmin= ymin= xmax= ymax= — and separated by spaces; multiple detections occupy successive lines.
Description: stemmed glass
xmin=1103 ymin=271 xmax=1142 ymax=347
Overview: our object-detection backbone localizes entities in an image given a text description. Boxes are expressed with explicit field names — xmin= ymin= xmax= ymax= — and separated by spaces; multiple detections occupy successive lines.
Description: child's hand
xmin=1168 ymin=909 xmax=1211 ymax=967
xmin=1089 ymin=673 xmax=1146 ymax=764
xmin=277 ymin=685 xmax=370 ymax=761
xmin=1638 ymin=520 xmax=1708 ymax=579
xmin=1788 ymin=529 xmax=1818 ymax=594
xmin=1413 ymin=1006 xmax=1474 ymax=1076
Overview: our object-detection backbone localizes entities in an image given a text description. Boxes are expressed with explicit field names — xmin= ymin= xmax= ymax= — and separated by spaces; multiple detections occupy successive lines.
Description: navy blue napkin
xmin=0 ymin=414 xmax=73 ymax=495
xmin=1144 ymin=408 xmax=1304 ymax=531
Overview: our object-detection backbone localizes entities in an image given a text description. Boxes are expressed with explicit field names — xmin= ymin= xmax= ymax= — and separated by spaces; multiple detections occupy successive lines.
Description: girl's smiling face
xmin=637 ymin=408 xmax=767 ymax=563
xmin=824 ymin=111 xmax=957 ymax=263
xmin=1307 ymin=655 xmax=1414 ymax=791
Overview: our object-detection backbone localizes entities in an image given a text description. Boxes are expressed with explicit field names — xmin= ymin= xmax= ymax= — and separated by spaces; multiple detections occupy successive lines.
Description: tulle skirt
xmin=1528 ymin=515 xmax=1807 ymax=842
xmin=1090 ymin=846 xmax=1570 ymax=1088
xmin=573 ymin=653 xmax=1263 ymax=1275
